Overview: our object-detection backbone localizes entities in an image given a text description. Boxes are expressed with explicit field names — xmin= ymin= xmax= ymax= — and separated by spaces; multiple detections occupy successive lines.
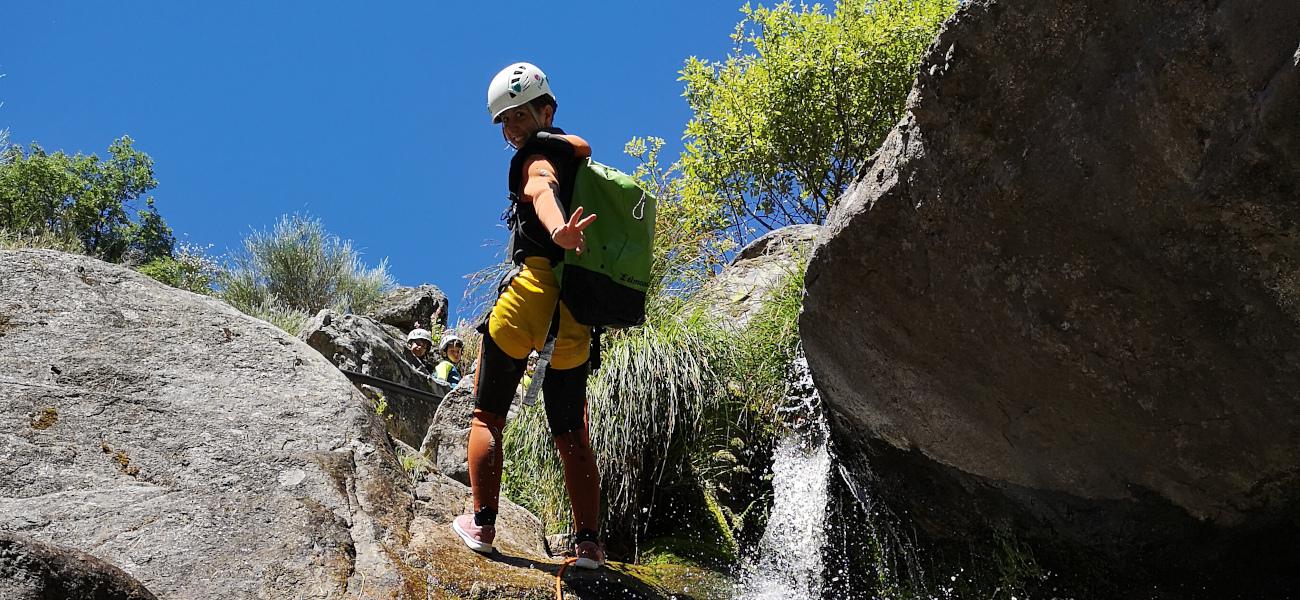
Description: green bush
xmin=216 ymin=214 xmax=393 ymax=331
xmin=136 ymin=242 xmax=222 ymax=294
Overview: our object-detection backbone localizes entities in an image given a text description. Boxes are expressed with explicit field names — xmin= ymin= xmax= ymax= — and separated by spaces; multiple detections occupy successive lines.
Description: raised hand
xmin=550 ymin=206 xmax=598 ymax=254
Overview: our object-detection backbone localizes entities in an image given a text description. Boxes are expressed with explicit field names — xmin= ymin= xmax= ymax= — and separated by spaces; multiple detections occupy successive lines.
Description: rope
xmin=554 ymin=557 xmax=578 ymax=599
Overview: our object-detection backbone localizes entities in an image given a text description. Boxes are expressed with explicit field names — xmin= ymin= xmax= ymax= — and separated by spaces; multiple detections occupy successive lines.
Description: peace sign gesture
xmin=550 ymin=206 xmax=598 ymax=254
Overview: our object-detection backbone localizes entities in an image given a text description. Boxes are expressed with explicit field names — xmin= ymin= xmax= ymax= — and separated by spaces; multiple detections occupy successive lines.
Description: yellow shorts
xmin=488 ymin=256 xmax=591 ymax=371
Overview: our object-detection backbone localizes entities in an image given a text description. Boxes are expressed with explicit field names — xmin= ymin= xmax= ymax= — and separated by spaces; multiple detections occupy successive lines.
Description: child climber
xmin=451 ymin=62 xmax=604 ymax=569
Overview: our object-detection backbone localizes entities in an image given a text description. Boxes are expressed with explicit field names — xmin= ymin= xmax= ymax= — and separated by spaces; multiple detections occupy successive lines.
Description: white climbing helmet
xmin=487 ymin=62 xmax=555 ymax=123
xmin=407 ymin=328 xmax=434 ymax=344
xmin=439 ymin=334 xmax=464 ymax=351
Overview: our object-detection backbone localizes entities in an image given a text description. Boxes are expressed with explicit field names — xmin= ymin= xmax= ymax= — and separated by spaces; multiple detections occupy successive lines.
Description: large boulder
xmin=0 ymin=249 xmax=414 ymax=598
xmin=0 ymin=532 xmax=157 ymax=600
xmin=0 ymin=249 xmax=709 ymax=599
xmin=691 ymin=224 xmax=821 ymax=331
xmin=802 ymin=0 xmax=1300 ymax=595
xmin=369 ymin=284 xmax=449 ymax=332
xmin=300 ymin=309 xmax=447 ymax=448
xmin=419 ymin=383 xmax=476 ymax=485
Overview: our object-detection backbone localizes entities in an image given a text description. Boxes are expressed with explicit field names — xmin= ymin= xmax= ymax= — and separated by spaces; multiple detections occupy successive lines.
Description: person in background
xmin=435 ymin=334 xmax=464 ymax=385
xmin=522 ymin=350 xmax=540 ymax=392
xmin=405 ymin=328 xmax=436 ymax=377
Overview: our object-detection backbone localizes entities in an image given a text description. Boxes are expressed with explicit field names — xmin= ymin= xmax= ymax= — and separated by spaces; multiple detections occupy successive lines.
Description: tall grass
xmin=590 ymin=319 xmax=726 ymax=531
xmin=501 ymin=317 xmax=725 ymax=538
xmin=0 ymin=227 xmax=86 ymax=254
xmin=500 ymin=264 xmax=807 ymax=553
xmin=502 ymin=403 xmax=568 ymax=531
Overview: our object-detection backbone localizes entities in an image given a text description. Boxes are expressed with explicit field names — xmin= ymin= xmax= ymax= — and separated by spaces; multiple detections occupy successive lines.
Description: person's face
xmin=499 ymin=104 xmax=553 ymax=149
xmin=446 ymin=343 xmax=463 ymax=363
xmin=410 ymin=339 xmax=431 ymax=357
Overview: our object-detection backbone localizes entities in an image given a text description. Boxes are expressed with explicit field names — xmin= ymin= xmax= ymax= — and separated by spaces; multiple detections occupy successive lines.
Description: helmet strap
xmin=526 ymin=103 xmax=543 ymax=129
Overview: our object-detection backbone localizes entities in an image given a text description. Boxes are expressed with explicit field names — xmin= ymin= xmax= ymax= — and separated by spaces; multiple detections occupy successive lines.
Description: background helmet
xmin=439 ymin=334 xmax=464 ymax=352
xmin=407 ymin=328 xmax=434 ymax=345
xmin=487 ymin=62 xmax=554 ymax=123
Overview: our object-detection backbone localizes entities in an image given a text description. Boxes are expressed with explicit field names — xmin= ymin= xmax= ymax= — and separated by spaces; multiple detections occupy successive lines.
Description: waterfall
xmin=734 ymin=352 xmax=833 ymax=599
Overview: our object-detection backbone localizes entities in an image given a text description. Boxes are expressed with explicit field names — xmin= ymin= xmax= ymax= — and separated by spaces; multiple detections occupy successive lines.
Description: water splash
xmin=735 ymin=352 xmax=833 ymax=599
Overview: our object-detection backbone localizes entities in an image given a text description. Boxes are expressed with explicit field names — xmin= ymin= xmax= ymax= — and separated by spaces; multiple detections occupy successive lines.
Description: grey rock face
xmin=0 ymin=532 xmax=157 ymax=600
xmin=691 ymin=224 xmax=820 ymax=331
xmin=369 ymin=284 xmax=449 ymax=332
xmin=300 ymin=309 xmax=448 ymax=448
xmin=419 ymin=383 xmax=476 ymax=485
xmin=802 ymin=0 xmax=1300 ymax=593
xmin=0 ymin=249 xmax=717 ymax=599
xmin=0 ymin=249 xmax=415 ymax=599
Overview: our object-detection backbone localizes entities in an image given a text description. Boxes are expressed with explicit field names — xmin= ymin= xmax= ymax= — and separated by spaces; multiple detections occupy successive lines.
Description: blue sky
xmin=3 ymin=2 xmax=746 ymax=323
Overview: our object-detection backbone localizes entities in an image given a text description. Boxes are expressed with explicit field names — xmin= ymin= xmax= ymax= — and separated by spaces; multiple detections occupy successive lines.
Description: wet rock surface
xmin=802 ymin=0 xmax=1300 ymax=595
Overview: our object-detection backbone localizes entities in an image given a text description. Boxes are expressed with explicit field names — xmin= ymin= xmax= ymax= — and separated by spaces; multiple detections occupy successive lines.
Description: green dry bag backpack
xmin=558 ymin=158 xmax=656 ymax=328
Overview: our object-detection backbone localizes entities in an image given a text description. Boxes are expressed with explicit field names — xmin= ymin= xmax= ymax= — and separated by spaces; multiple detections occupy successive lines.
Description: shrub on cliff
xmin=216 ymin=214 xmax=393 ymax=332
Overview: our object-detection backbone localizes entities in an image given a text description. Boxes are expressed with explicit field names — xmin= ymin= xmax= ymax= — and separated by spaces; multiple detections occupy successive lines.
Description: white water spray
xmin=735 ymin=354 xmax=833 ymax=599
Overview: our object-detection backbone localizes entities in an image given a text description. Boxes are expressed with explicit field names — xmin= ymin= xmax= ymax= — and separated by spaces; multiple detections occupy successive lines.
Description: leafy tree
xmin=0 ymin=136 xmax=174 ymax=263
xmin=678 ymin=0 xmax=956 ymax=245
xmin=217 ymin=214 xmax=394 ymax=331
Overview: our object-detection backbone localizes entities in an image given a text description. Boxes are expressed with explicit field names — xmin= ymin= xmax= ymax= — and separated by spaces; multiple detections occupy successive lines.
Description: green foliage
xmin=503 ymin=318 xmax=726 ymax=539
xmin=216 ymin=214 xmax=394 ymax=331
xmin=589 ymin=318 xmax=727 ymax=533
xmin=136 ymin=242 xmax=223 ymax=294
xmin=0 ymin=137 xmax=174 ymax=263
xmin=677 ymin=0 xmax=956 ymax=245
xmin=395 ymin=443 xmax=435 ymax=486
